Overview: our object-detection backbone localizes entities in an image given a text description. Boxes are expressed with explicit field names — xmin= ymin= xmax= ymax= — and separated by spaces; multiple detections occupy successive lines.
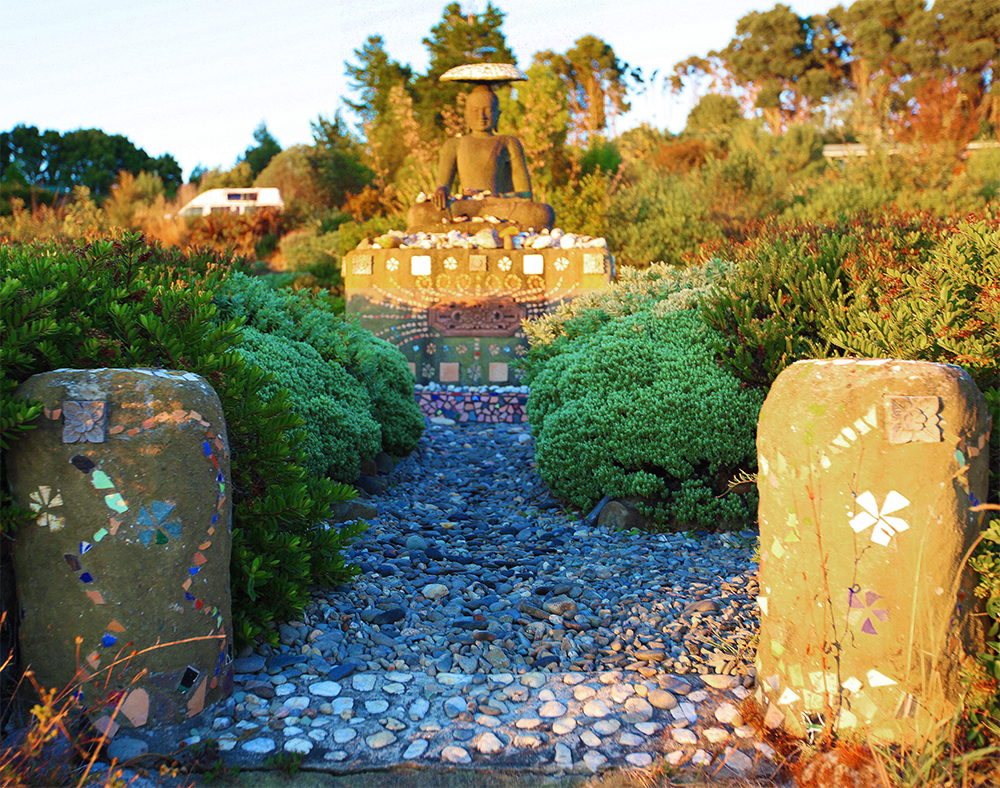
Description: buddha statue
xmin=406 ymin=72 xmax=555 ymax=234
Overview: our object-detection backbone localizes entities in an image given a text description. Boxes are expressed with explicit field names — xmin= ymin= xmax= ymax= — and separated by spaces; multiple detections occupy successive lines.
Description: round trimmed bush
xmin=527 ymin=308 xmax=764 ymax=528
xmin=236 ymin=327 xmax=381 ymax=482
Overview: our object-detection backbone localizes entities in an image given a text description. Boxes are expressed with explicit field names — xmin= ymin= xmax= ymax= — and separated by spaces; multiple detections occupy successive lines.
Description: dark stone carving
xmin=428 ymin=297 xmax=527 ymax=336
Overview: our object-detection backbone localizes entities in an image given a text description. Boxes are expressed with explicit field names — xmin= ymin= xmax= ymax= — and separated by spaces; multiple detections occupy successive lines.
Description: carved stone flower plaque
xmin=62 ymin=400 xmax=107 ymax=443
xmin=884 ymin=395 xmax=942 ymax=444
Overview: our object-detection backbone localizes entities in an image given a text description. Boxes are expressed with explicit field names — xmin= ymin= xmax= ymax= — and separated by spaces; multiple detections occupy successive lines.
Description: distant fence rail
xmin=822 ymin=140 xmax=1000 ymax=159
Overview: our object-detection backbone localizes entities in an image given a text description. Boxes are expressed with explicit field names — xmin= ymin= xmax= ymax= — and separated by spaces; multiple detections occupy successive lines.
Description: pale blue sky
xmin=1 ymin=0 xmax=833 ymax=179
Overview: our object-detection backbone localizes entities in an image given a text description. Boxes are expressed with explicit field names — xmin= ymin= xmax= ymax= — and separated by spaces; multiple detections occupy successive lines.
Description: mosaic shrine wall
xmin=344 ymin=248 xmax=613 ymax=386
xmin=415 ymin=388 xmax=528 ymax=424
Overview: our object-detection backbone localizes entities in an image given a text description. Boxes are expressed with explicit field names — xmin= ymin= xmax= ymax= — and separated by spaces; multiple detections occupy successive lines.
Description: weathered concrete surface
xmin=755 ymin=359 xmax=991 ymax=742
xmin=8 ymin=368 xmax=233 ymax=731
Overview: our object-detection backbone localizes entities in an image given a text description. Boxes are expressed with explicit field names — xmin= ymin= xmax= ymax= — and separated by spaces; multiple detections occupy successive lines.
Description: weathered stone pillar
xmin=756 ymin=359 xmax=991 ymax=742
xmin=8 ymin=369 xmax=233 ymax=734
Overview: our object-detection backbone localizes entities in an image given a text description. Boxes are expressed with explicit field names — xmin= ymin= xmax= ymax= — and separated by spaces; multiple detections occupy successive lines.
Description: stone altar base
xmin=755 ymin=359 xmax=991 ymax=743
xmin=345 ymin=246 xmax=613 ymax=386
xmin=8 ymin=368 xmax=234 ymax=733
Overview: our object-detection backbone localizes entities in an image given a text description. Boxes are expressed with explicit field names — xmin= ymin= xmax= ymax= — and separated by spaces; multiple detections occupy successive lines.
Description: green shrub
xmin=278 ymin=229 xmax=341 ymax=277
xmin=216 ymin=272 xmax=423 ymax=456
xmin=337 ymin=215 xmax=404 ymax=255
xmin=699 ymin=224 xmax=852 ymax=388
xmin=605 ymin=170 xmax=719 ymax=269
xmin=548 ymin=170 xmax=611 ymax=239
xmin=527 ymin=309 xmax=765 ymax=529
xmin=824 ymin=217 xmax=999 ymax=500
xmin=523 ymin=259 xmax=733 ymax=378
xmin=697 ymin=209 xmax=990 ymax=388
xmin=0 ymin=233 xmax=363 ymax=646
xmin=781 ymin=175 xmax=896 ymax=223
xmin=236 ymin=327 xmax=381 ymax=481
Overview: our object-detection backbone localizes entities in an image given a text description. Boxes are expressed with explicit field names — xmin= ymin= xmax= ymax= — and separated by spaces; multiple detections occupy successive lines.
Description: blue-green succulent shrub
xmin=236 ymin=327 xmax=381 ymax=482
xmin=526 ymin=308 xmax=765 ymax=529
xmin=216 ymin=272 xmax=423 ymax=458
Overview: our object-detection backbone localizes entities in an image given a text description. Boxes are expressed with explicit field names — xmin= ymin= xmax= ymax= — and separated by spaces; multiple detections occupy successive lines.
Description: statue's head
xmin=465 ymin=85 xmax=500 ymax=134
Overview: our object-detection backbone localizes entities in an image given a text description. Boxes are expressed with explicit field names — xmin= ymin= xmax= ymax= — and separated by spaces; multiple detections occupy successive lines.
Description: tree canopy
xmin=0 ymin=125 xmax=182 ymax=196
xmin=241 ymin=123 xmax=282 ymax=178
xmin=671 ymin=0 xmax=998 ymax=137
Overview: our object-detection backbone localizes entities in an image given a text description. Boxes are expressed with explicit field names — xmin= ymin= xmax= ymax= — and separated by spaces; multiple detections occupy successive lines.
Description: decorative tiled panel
xmin=427 ymin=297 xmax=527 ymax=336
xmin=345 ymin=247 xmax=612 ymax=386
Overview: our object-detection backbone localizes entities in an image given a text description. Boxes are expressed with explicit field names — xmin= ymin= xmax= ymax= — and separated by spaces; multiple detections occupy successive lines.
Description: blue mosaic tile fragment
xmin=137 ymin=506 xmax=154 ymax=526
xmin=151 ymin=500 xmax=175 ymax=522
xmin=79 ymin=572 xmax=93 ymax=583
xmin=80 ymin=541 xmax=92 ymax=554
xmin=202 ymin=441 xmax=212 ymax=456
xmin=212 ymin=513 xmax=218 ymax=524
xmin=138 ymin=530 xmax=154 ymax=547
xmin=185 ymin=592 xmax=195 ymax=601
xmin=163 ymin=521 xmax=182 ymax=540
xmin=189 ymin=567 xmax=200 ymax=575
xmin=101 ymin=633 xmax=117 ymax=648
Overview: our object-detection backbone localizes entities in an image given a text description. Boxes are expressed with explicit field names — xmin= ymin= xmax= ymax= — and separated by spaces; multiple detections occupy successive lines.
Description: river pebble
xmin=208 ymin=419 xmax=774 ymax=778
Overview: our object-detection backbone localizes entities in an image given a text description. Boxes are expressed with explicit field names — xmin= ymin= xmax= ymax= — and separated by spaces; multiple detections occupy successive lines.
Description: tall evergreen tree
xmin=308 ymin=114 xmax=374 ymax=207
xmin=241 ymin=123 xmax=281 ymax=178
xmin=344 ymin=35 xmax=415 ymax=187
xmin=414 ymin=3 xmax=516 ymax=136
xmin=344 ymin=35 xmax=414 ymax=126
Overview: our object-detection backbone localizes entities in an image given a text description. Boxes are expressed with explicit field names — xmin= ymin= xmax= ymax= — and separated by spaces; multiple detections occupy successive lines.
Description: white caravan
xmin=176 ymin=187 xmax=284 ymax=218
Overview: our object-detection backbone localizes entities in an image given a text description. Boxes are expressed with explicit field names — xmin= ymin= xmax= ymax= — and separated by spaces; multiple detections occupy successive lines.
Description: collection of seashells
xmin=356 ymin=225 xmax=609 ymax=252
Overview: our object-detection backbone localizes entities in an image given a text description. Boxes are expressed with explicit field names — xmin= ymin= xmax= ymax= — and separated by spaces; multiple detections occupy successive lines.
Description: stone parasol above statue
xmin=405 ymin=63 xmax=555 ymax=234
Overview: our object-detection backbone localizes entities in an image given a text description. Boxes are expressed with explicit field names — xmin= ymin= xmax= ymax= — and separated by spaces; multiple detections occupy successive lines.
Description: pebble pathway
xmin=153 ymin=421 xmax=773 ymax=778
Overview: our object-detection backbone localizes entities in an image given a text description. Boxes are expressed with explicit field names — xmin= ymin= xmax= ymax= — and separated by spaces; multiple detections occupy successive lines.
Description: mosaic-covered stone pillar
xmin=756 ymin=359 xmax=991 ymax=743
xmin=8 ymin=368 xmax=233 ymax=733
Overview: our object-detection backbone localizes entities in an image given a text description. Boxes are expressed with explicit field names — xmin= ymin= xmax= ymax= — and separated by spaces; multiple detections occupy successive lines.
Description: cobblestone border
xmin=415 ymin=389 xmax=528 ymax=424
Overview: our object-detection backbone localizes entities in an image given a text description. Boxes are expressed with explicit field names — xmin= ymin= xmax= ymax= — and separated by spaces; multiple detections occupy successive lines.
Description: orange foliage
xmin=653 ymin=138 xmax=712 ymax=173
xmin=897 ymin=78 xmax=980 ymax=149
xmin=184 ymin=208 xmax=283 ymax=259
xmin=343 ymin=185 xmax=386 ymax=222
